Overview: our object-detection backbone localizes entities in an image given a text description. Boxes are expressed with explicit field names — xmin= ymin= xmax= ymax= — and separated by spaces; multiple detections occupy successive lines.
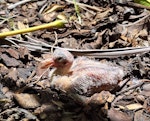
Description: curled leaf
xmin=125 ymin=103 xmax=143 ymax=110
xmin=43 ymin=4 xmax=65 ymax=15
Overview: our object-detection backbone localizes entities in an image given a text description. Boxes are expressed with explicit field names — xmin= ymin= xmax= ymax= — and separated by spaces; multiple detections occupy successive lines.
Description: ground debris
xmin=108 ymin=108 xmax=132 ymax=121
xmin=14 ymin=93 xmax=41 ymax=109
xmin=0 ymin=107 xmax=39 ymax=121
xmin=0 ymin=0 xmax=150 ymax=121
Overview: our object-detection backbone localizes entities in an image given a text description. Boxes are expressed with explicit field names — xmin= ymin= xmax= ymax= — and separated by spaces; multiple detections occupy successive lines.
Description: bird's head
xmin=40 ymin=49 xmax=74 ymax=75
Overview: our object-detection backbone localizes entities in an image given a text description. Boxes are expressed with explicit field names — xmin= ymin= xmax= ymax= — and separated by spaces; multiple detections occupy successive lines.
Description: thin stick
xmin=27 ymin=68 xmax=50 ymax=86
xmin=5 ymin=38 xmax=20 ymax=47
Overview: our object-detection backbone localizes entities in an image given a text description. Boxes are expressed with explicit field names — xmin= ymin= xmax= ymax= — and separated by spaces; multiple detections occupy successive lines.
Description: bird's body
xmin=67 ymin=57 xmax=124 ymax=96
xmin=40 ymin=48 xmax=124 ymax=101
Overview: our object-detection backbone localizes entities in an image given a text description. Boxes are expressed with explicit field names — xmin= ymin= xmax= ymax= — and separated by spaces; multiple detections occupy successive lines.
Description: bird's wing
xmin=70 ymin=65 xmax=124 ymax=96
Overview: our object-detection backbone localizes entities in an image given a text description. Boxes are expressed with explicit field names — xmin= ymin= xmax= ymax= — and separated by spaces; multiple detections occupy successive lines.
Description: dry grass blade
xmin=4 ymin=37 xmax=150 ymax=58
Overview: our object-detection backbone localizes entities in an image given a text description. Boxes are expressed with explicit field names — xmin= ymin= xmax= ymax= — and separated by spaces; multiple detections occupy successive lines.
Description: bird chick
xmin=40 ymin=49 xmax=74 ymax=75
xmin=40 ymin=49 xmax=124 ymax=97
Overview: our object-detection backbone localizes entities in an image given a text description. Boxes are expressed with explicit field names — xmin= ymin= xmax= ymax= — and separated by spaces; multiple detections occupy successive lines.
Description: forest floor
xmin=0 ymin=0 xmax=150 ymax=121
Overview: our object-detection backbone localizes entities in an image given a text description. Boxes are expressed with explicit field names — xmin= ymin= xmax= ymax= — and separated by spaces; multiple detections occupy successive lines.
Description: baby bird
xmin=40 ymin=49 xmax=124 ymax=97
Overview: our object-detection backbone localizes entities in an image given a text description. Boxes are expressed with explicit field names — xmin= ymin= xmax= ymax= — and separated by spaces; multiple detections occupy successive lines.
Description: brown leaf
xmin=6 ymin=48 xmax=19 ymax=59
xmin=108 ymin=108 xmax=132 ymax=121
xmin=1 ymin=54 xmax=20 ymax=67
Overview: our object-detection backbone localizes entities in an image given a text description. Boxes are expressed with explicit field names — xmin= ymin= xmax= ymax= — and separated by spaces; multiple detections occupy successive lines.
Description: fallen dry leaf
xmin=1 ymin=54 xmax=20 ymax=67
xmin=14 ymin=93 xmax=40 ymax=109
xmin=6 ymin=48 xmax=19 ymax=59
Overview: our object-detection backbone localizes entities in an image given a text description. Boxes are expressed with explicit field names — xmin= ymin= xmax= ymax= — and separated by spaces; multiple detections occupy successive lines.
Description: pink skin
xmin=40 ymin=49 xmax=124 ymax=104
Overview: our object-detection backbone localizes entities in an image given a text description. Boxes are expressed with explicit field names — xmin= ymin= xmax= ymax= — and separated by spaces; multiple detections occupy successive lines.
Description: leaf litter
xmin=0 ymin=0 xmax=150 ymax=121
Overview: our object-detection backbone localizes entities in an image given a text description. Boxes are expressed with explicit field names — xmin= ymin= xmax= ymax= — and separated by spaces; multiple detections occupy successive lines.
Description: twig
xmin=19 ymin=44 xmax=48 ymax=51
xmin=27 ymin=68 xmax=50 ymax=86
xmin=79 ymin=6 xmax=96 ymax=15
xmin=116 ymin=82 xmax=143 ymax=95
xmin=5 ymin=38 xmax=20 ymax=47
xmin=11 ymin=36 xmax=149 ymax=52
xmin=118 ymin=78 xmax=130 ymax=90
xmin=65 ymin=0 xmax=103 ymax=12
xmin=8 ymin=0 xmax=37 ymax=10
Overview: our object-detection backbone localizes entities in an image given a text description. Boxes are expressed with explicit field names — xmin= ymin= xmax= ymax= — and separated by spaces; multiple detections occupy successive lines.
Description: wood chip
xmin=14 ymin=93 xmax=40 ymax=109
xmin=125 ymin=103 xmax=143 ymax=110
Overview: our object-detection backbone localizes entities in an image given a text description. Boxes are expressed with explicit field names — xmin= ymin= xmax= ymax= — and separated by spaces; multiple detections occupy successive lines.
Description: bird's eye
xmin=56 ymin=57 xmax=63 ymax=62
xmin=55 ymin=57 xmax=68 ymax=65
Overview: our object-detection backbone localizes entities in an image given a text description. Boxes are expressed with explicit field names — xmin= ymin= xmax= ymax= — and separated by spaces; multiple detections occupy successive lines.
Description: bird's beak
xmin=40 ymin=58 xmax=56 ymax=69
